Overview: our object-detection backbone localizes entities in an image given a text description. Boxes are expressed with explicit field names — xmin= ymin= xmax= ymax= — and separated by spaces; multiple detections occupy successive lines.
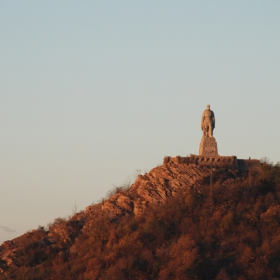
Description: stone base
xmin=199 ymin=136 xmax=218 ymax=156
xmin=163 ymin=155 xmax=260 ymax=171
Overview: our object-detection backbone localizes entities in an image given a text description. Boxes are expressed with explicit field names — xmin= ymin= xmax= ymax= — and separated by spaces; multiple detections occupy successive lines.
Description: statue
xmin=201 ymin=105 xmax=215 ymax=137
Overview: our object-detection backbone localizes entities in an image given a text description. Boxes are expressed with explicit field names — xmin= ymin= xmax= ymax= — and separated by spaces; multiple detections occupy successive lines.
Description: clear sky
xmin=1 ymin=1 xmax=280 ymax=244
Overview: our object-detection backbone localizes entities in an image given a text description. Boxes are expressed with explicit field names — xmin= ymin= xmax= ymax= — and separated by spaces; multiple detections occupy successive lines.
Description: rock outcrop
xmin=101 ymin=161 xmax=212 ymax=217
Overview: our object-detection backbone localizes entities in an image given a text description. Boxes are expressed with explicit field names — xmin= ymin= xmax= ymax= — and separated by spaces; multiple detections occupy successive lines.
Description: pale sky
xmin=1 ymin=1 xmax=280 ymax=244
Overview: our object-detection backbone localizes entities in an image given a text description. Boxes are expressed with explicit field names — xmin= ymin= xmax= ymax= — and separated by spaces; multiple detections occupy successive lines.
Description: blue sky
xmin=1 ymin=1 xmax=280 ymax=243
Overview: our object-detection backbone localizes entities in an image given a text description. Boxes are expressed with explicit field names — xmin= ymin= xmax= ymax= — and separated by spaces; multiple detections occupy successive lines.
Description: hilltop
xmin=1 ymin=157 xmax=280 ymax=279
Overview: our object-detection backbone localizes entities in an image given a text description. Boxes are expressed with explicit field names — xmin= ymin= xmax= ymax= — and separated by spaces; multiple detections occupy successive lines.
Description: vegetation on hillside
xmin=1 ymin=161 xmax=280 ymax=279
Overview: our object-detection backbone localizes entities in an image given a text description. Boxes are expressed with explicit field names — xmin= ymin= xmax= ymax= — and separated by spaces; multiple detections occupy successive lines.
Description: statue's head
xmin=206 ymin=104 xmax=210 ymax=110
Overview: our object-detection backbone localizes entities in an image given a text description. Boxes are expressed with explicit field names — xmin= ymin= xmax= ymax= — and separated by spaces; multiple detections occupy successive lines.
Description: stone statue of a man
xmin=201 ymin=105 xmax=215 ymax=137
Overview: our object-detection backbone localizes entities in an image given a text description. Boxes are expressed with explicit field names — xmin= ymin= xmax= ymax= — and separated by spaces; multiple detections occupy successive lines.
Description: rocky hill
xmin=1 ymin=158 xmax=280 ymax=279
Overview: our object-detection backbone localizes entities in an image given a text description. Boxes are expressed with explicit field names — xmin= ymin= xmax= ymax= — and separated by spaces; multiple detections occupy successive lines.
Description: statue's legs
xmin=203 ymin=124 xmax=207 ymax=136
xmin=203 ymin=119 xmax=213 ymax=137
xmin=204 ymin=129 xmax=207 ymax=137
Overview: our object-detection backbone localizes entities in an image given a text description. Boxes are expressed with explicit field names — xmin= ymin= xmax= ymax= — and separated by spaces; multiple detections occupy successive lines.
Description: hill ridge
xmin=2 ymin=159 xmax=280 ymax=279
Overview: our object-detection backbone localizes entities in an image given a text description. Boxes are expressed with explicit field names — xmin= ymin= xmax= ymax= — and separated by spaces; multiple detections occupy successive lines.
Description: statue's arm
xmin=212 ymin=112 xmax=215 ymax=129
xmin=201 ymin=114 xmax=204 ymax=130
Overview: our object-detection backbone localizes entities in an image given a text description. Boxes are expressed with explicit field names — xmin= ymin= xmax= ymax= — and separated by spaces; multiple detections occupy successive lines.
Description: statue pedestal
xmin=199 ymin=136 xmax=218 ymax=156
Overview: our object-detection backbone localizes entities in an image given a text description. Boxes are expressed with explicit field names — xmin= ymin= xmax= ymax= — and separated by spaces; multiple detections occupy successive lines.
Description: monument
xmin=163 ymin=104 xmax=260 ymax=171
xmin=199 ymin=105 xmax=218 ymax=156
